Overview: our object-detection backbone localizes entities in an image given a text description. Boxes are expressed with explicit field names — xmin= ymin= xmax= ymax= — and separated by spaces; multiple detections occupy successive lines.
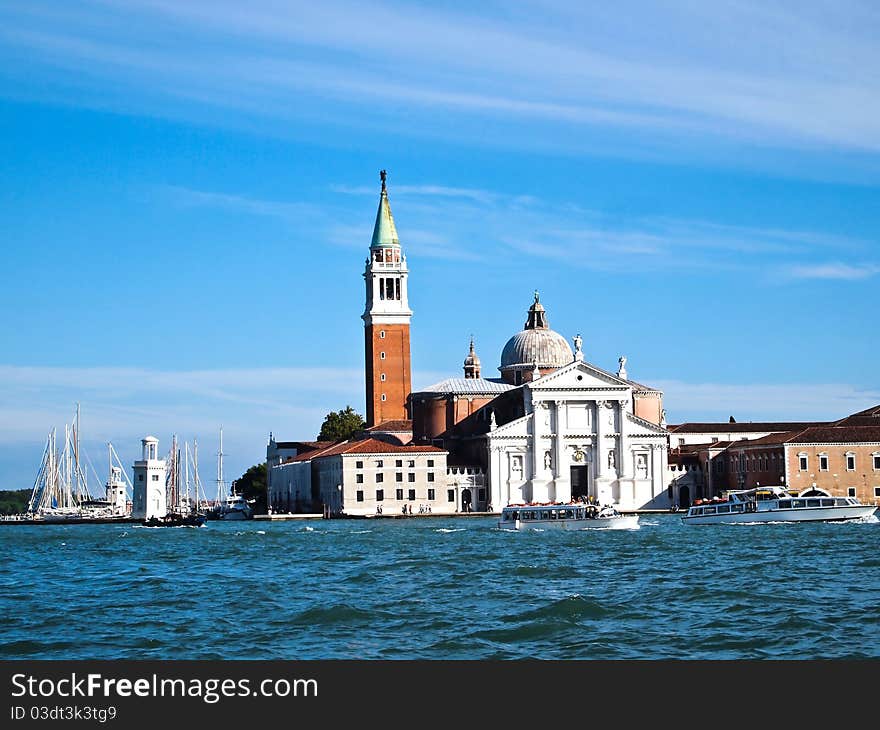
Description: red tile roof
xmin=832 ymin=405 xmax=880 ymax=427
xmin=365 ymin=420 xmax=413 ymax=432
xmin=275 ymin=440 xmax=334 ymax=451
xmin=293 ymin=438 xmax=445 ymax=461
xmin=788 ymin=426 xmax=880 ymax=444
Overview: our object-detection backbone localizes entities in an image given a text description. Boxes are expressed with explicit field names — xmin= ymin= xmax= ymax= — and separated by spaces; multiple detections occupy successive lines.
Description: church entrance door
xmin=461 ymin=488 xmax=472 ymax=513
xmin=570 ymin=466 xmax=589 ymax=500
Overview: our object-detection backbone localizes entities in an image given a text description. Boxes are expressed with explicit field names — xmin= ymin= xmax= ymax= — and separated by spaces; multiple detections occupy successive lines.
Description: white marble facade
xmin=486 ymin=360 xmax=668 ymax=511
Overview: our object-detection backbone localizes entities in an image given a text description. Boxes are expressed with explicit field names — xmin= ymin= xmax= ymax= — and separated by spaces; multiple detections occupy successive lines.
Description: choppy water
xmin=1 ymin=514 xmax=878 ymax=659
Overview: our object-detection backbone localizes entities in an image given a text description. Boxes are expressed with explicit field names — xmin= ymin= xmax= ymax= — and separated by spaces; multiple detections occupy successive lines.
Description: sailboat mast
xmin=184 ymin=441 xmax=190 ymax=510
xmin=216 ymin=427 xmax=224 ymax=503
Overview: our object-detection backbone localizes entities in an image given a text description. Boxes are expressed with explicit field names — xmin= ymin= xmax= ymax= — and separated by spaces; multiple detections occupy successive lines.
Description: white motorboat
xmin=498 ymin=503 xmax=639 ymax=530
xmin=681 ymin=486 xmax=877 ymax=525
xmin=215 ymin=492 xmax=254 ymax=521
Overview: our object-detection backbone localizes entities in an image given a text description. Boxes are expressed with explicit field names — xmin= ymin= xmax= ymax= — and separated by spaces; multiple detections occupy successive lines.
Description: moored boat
xmin=498 ymin=502 xmax=639 ymax=530
xmin=682 ymin=486 xmax=877 ymax=525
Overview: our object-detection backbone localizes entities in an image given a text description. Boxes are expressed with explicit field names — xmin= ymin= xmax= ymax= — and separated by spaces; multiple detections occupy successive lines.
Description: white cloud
xmin=789 ymin=263 xmax=880 ymax=280
xmin=3 ymin=0 xmax=880 ymax=155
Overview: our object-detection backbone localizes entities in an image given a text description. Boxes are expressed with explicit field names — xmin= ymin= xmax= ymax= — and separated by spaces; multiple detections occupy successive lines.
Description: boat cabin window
xmin=732 ymin=504 xmax=744 ymax=512
xmin=717 ymin=505 xmax=730 ymax=513
xmin=820 ymin=499 xmax=835 ymax=507
xmin=704 ymin=506 xmax=717 ymax=514
xmin=778 ymin=499 xmax=791 ymax=508
xmin=807 ymin=499 xmax=820 ymax=507
xmin=792 ymin=499 xmax=805 ymax=508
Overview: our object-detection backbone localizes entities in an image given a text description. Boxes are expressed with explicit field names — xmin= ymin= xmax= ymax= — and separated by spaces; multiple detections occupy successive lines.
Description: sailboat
xmin=207 ymin=428 xmax=254 ymax=521
xmin=2 ymin=404 xmax=135 ymax=524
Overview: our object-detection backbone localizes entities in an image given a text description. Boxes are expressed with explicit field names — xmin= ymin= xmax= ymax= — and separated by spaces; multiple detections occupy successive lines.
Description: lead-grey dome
xmin=499 ymin=293 xmax=572 ymax=378
xmin=500 ymin=328 xmax=573 ymax=369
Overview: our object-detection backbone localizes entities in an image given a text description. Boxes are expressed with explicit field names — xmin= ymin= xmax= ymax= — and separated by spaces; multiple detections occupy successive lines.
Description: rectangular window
xmin=447 ymin=489 xmax=455 ymax=502
xmin=138 ymin=474 xmax=144 ymax=482
xmin=395 ymin=472 xmax=403 ymax=482
xmin=151 ymin=474 xmax=159 ymax=481
xmin=874 ymin=455 xmax=880 ymax=470
xmin=408 ymin=473 xmax=415 ymax=482
xmin=819 ymin=455 xmax=828 ymax=471
xmin=874 ymin=487 xmax=880 ymax=498
xmin=427 ymin=488 xmax=435 ymax=500
xmin=376 ymin=460 xmax=384 ymax=468
xmin=408 ymin=489 xmax=416 ymax=501
xmin=356 ymin=461 xmax=363 ymax=469
xmin=376 ymin=473 xmax=384 ymax=483
xmin=799 ymin=455 xmax=808 ymax=471
xmin=846 ymin=455 xmax=856 ymax=471
xmin=376 ymin=489 xmax=384 ymax=501
xmin=408 ymin=460 xmax=415 ymax=468
xmin=356 ymin=474 xmax=363 ymax=484
xmin=396 ymin=460 xmax=403 ymax=467
xmin=395 ymin=488 xmax=403 ymax=500
xmin=427 ymin=459 xmax=434 ymax=467
xmin=427 ymin=472 xmax=435 ymax=482
xmin=478 ymin=488 xmax=486 ymax=501
xmin=356 ymin=490 xmax=364 ymax=502
xmin=847 ymin=487 xmax=856 ymax=497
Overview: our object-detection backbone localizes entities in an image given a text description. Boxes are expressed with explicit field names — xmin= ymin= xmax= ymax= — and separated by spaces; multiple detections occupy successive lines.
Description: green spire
xmin=371 ymin=169 xmax=400 ymax=248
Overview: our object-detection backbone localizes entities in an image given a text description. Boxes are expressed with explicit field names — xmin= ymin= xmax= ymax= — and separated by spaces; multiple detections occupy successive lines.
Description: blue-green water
xmin=2 ymin=515 xmax=878 ymax=659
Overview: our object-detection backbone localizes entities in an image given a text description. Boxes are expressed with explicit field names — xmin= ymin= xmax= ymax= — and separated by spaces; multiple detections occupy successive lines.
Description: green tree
xmin=0 ymin=489 xmax=30 ymax=515
xmin=233 ymin=463 xmax=268 ymax=515
xmin=317 ymin=405 xmax=366 ymax=442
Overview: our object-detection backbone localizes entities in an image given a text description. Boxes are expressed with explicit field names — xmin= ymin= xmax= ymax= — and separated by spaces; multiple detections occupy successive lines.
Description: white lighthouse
xmin=105 ymin=465 xmax=128 ymax=515
xmin=132 ymin=436 xmax=166 ymax=520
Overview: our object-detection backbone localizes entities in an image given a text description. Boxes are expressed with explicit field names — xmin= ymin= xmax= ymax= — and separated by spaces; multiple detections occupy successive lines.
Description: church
xmin=267 ymin=172 xmax=671 ymax=514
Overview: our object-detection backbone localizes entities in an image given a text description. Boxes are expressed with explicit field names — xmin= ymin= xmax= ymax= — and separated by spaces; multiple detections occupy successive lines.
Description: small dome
xmin=463 ymin=339 xmax=481 ymax=367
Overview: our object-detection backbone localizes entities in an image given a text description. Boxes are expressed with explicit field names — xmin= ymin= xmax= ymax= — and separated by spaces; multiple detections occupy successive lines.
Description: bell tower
xmin=362 ymin=170 xmax=412 ymax=427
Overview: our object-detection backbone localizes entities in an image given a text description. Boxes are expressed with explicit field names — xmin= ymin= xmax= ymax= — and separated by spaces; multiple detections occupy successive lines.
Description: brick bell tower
xmin=362 ymin=170 xmax=412 ymax=427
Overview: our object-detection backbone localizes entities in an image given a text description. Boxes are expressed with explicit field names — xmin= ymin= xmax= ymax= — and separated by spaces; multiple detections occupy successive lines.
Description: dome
xmin=499 ymin=292 xmax=573 ymax=380
xmin=500 ymin=328 xmax=573 ymax=370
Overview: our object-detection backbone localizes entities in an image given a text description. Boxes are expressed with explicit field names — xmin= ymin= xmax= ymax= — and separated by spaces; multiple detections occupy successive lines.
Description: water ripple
xmin=1 ymin=515 xmax=878 ymax=659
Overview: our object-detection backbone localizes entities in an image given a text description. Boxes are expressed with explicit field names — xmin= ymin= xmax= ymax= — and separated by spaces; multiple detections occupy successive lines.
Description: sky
xmin=1 ymin=0 xmax=879 ymax=491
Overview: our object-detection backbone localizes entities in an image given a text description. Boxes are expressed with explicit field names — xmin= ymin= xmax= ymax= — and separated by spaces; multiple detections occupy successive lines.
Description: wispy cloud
xmin=788 ymin=262 xmax=880 ymax=280
xmin=155 ymin=182 xmax=877 ymax=276
xmin=2 ymin=0 xmax=880 ymax=159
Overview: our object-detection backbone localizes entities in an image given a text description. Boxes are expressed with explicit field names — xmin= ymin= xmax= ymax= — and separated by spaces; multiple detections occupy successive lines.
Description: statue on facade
xmin=489 ymin=410 xmax=497 ymax=430
xmin=660 ymin=408 xmax=667 ymax=427
xmin=608 ymin=450 xmax=616 ymax=469
xmin=617 ymin=355 xmax=627 ymax=379
xmin=573 ymin=333 xmax=583 ymax=361
xmin=544 ymin=451 xmax=552 ymax=470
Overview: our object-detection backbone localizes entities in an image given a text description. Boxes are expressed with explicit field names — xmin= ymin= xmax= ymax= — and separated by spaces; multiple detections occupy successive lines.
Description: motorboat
xmin=681 ymin=486 xmax=876 ymax=525
xmin=498 ymin=502 xmax=639 ymax=530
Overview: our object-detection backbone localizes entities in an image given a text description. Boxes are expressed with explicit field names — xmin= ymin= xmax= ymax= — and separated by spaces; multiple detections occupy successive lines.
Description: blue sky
xmin=1 ymin=0 xmax=879 ymax=490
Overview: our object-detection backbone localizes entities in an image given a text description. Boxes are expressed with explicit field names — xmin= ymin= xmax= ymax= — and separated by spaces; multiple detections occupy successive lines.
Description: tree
xmin=317 ymin=405 xmax=366 ymax=442
xmin=233 ymin=463 xmax=268 ymax=515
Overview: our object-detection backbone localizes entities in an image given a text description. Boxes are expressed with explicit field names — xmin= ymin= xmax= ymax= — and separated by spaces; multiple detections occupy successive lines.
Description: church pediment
xmin=626 ymin=411 xmax=668 ymax=436
xmin=530 ymin=360 xmax=630 ymax=392
xmin=486 ymin=412 xmax=531 ymax=439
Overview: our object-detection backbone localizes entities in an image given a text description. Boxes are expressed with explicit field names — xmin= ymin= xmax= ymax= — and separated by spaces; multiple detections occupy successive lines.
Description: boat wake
xmin=434 ymin=528 xmax=465 ymax=533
